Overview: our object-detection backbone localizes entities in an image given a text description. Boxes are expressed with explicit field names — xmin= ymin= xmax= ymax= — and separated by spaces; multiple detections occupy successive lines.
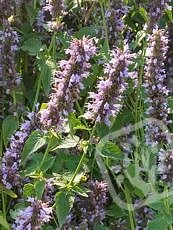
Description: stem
xmin=2 ymin=193 xmax=6 ymax=219
xmin=33 ymin=0 xmax=37 ymax=9
xmin=32 ymin=75 xmax=42 ymax=112
xmin=99 ymin=0 xmax=109 ymax=52
xmin=69 ymin=149 xmax=87 ymax=186
xmin=39 ymin=138 xmax=52 ymax=170
xmin=124 ymin=185 xmax=135 ymax=230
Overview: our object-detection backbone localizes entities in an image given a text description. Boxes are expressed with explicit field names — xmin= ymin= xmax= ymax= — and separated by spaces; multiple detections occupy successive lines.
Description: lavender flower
xmin=0 ymin=21 xmax=21 ymax=94
xmin=1 ymin=112 xmax=37 ymax=189
xmin=144 ymin=27 xmax=171 ymax=146
xmin=13 ymin=198 xmax=52 ymax=230
xmin=84 ymin=45 xmax=134 ymax=126
xmin=148 ymin=0 xmax=171 ymax=31
xmin=36 ymin=0 xmax=65 ymax=31
xmin=105 ymin=0 xmax=128 ymax=47
xmin=42 ymin=179 xmax=54 ymax=204
xmin=158 ymin=149 xmax=173 ymax=183
xmin=62 ymin=180 xmax=108 ymax=229
xmin=40 ymin=37 xmax=97 ymax=131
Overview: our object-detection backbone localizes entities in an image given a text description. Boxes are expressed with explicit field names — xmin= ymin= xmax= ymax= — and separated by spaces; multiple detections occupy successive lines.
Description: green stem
xmin=99 ymin=0 xmax=109 ymax=52
xmin=33 ymin=0 xmax=37 ymax=9
xmin=39 ymin=138 xmax=52 ymax=170
xmin=69 ymin=149 xmax=87 ymax=186
xmin=2 ymin=193 xmax=6 ymax=219
xmin=124 ymin=185 xmax=135 ymax=230
xmin=32 ymin=75 xmax=42 ymax=111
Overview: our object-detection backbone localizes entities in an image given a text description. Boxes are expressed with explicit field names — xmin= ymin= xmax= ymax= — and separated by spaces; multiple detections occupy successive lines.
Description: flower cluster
xmin=1 ymin=112 xmax=37 ymax=189
xmin=158 ymin=149 xmax=173 ymax=183
xmin=13 ymin=197 xmax=52 ymax=230
xmin=144 ymin=27 xmax=171 ymax=146
xmin=42 ymin=179 xmax=54 ymax=204
xmin=148 ymin=0 xmax=171 ymax=31
xmin=105 ymin=0 xmax=128 ymax=47
xmin=134 ymin=201 xmax=154 ymax=230
xmin=63 ymin=180 xmax=108 ymax=229
xmin=40 ymin=37 xmax=97 ymax=131
xmin=85 ymin=46 xmax=134 ymax=126
xmin=0 ymin=21 xmax=21 ymax=94
xmin=37 ymin=0 xmax=65 ymax=31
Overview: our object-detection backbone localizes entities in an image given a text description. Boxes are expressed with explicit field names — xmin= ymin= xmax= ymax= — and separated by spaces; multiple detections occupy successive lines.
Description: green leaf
xmin=0 ymin=215 xmax=10 ymax=230
xmin=25 ymin=3 xmax=37 ymax=25
xmin=2 ymin=115 xmax=19 ymax=147
xmin=23 ymin=183 xmax=35 ymax=197
xmin=22 ymin=130 xmax=46 ymax=164
xmin=21 ymin=38 xmax=44 ymax=56
xmin=72 ymin=186 xmax=89 ymax=197
xmin=37 ymin=57 xmax=56 ymax=96
xmin=106 ymin=204 xmax=125 ymax=218
xmin=10 ymin=203 xmax=26 ymax=219
xmin=74 ymin=26 xmax=99 ymax=38
xmin=93 ymin=224 xmax=109 ymax=230
xmin=34 ymin=180 xmax=46 ymax=199
xmin=68 ymin=113 xmax=91 ymax=133
xmin=3 ymin=188 xmax=17 ymax=198
xmin=55 ymin=191 xmax=74 ymax=227
xmin=40 ymin=155 xmax=56 ymax=172
xmin=148 ymin=214 xmax=172 ymax=230
xmin=101 ymin=141 xmax=123 ymax=159
xmin=52 ymin=135 xmax=79 ymax=150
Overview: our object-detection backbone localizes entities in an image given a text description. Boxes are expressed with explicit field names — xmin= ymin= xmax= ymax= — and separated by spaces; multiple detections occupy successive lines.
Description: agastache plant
xmin=1 ymin=112 xmax=37 ymax=189
xmin=62 ymin=180 xmax=108 ymax=229
xmin=148 ymin=0 xmax=171 ymax=31
xmin=40 ymin=37 xmax=97 ymax=131
xmin=37 ymin=0 xmax=65 ymax=31
xmin=105 ymin=0 xmax=128 ymax=47
xmin=0 ymin=21 xmax=21 ymax=94
xmin=84 ymin=45 xmax=134 ymax=126
xmin=13 ymin=197 xmax=52 ymax=230
xmin=158 ymin=149 xmax=173 ymax=183
xmin=144 ymin=27 xmax=171 ymax=146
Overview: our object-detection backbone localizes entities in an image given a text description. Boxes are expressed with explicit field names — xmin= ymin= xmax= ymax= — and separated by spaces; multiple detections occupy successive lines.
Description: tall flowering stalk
xmin=1 ymin=113 xmax=37 ymax=189
xmin=158 ymin=149 xmax=173 ymax=183
xmin=37 ymin=0 xmax=65 ymax=31
xmin=0 ymin=21 xmax=21 ymax=94
xmin=105 ymin=0 xmax=128 ymax=47
xmin=63 ymin=180 xmax=108 ymax=229
xmin=148 ymin=0 xmax=171 ymax=31
xmin=84 ymin=46 xmax=134 ymax=126
xmin=13 ymin=197 xmax=52 ymax=230
xmin=40 ymin=37 xmax=97 ymax=131
xmin=144 ymin=27 xmax=171 ymax=146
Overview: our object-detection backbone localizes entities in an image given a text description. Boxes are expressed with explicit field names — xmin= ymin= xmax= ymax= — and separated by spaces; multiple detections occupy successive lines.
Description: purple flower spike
xmin=40 ymin=37 xmax=97 ymax=132
xmin=1 ymin=113 xmax=37 ymax=189
xmin=144 ymin=27 xmax=171 ymax=146
xmin=63 ymin=180 xmax=108 ymax=229
xmin=0 ymin=21 xmax=21 ymax=95
xmin=85 ymin=45 xmax=135 ymax=126
xmin=13 ymin=198 xmax=52 ymax=230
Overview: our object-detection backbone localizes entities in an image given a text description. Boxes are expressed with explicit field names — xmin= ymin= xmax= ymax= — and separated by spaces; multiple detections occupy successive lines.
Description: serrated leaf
xmin=25 ymin=3 xmax=37 ymax=25
xmin=101 ymin=141 xmax=123 ymax=159
xmin=23 ymin=183 xmax=35 ymax=197
xmin=21 ymin=38 xmax=43 ymax=56
xmin=0 ymin=216 xmax=10 ymax=230
xmin=2 ymin=115 xmax=19 ymax=147
xmin=68 ymin=113 xmax=91 ymax=133
xmin=34 ymin=180 xmax=46 ymax=199
xmin=22 ymin=130 xmax=46 ymax=164
xmin=72 ymin=185 xmax=89 ymax=197
xmin=55 ymin=191 xmax=74 ymax=227
xmin=37 ymin=57 xmax=55 ymax=96
xmin=148 ymin=214 xmax=172 ymax=230
xmin=52 ymin=135 xmax=79 ymax=150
